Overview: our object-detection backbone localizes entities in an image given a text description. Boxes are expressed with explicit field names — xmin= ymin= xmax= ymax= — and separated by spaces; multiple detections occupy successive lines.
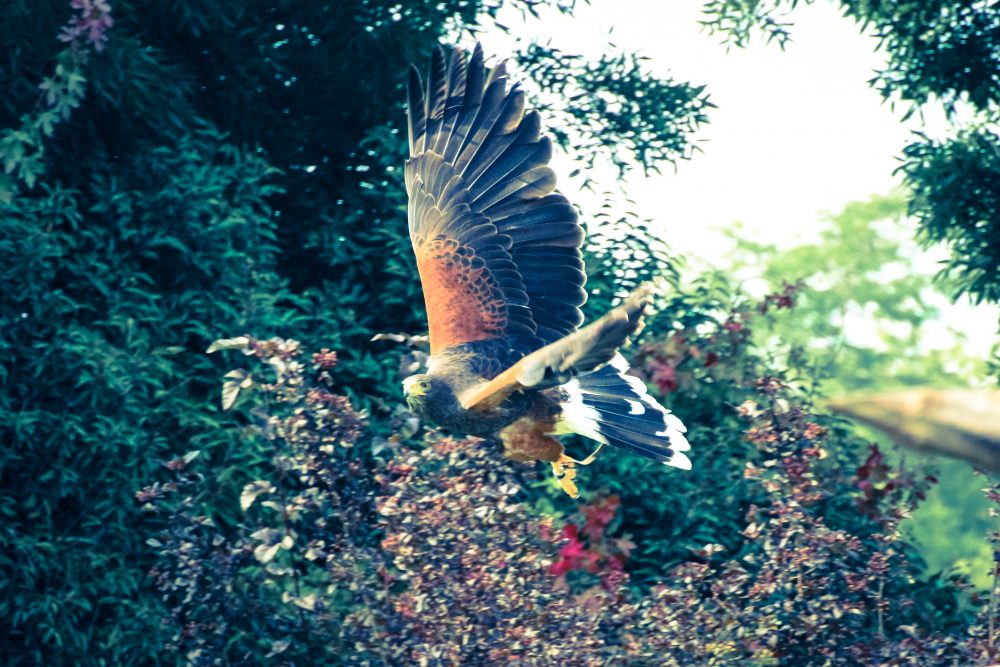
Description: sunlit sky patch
xmin=464 ymin=0 xmax=997 ymax=363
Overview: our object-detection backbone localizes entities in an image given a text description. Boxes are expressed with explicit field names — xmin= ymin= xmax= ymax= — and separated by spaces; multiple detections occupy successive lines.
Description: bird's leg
xmin=499 ymin=420 xmax=605 ymax=498
xmin=550 ymin=443 xmax=604 ymax=499
xmin=573 ymin=442 xmax=604 ymax=466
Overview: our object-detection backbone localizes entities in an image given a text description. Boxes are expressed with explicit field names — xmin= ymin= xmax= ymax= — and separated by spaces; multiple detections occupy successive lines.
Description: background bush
xmin=1 ymin=0 xmax=997 ymax=664
xmin=141 ymin=323 xmax=995 ymax=665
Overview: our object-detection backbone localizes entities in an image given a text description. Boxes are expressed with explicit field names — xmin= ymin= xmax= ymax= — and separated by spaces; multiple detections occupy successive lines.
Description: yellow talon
xmin=575 ymin=443 xmax=604 ymax=466
xmin=556 ymin=470 xmax=579 ymax=497
xmin=550 ymin=445 xmax=604 ymax=499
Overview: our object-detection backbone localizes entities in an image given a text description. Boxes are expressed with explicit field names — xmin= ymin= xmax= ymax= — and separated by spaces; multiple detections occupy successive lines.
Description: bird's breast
xmin=436 ymin=389 xmax=535 ymax=438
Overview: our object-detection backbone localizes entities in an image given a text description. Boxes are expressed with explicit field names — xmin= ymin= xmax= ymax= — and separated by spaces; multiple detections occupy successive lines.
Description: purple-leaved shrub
xmin=141 ymin=332 xmax=999 ymax=665
xmin=0 ymin=0 xmax=112 ymax=200
xmin=59 ymin=0 xmax=113 ymax=53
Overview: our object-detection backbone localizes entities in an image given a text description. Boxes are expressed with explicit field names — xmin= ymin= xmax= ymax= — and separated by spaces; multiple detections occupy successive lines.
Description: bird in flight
xmin=401 ymin=44 xmax=691 ymax=497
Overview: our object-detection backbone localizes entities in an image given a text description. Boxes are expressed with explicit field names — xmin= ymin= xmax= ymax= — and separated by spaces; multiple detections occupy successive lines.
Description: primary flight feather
xmin=402 ymin=44 xmax=691 ymax=497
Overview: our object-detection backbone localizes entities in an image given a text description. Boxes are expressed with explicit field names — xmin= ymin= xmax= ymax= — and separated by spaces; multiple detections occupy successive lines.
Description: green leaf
xmin=207 ymin=336 xmax=251 ymax=354
xmin=253 ymin=542 xmax=281 ymax=564
xmin=292 ymin=594 xmax=316 ymax=611
xmin=240 ymin=480 xmax=275 ymax=511
xmin=221 ymin=369 xmax=252 ymax=410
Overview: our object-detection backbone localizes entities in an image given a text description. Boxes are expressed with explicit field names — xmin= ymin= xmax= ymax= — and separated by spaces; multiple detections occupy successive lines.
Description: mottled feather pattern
xmin=431 ymin=339 xmax=522 ymax=381
xmin=407 ymin=150 xmax=535 ymax=353
xmin=414 ymin=235 xmax=508 ymax=350
xmin=406 ymin=44 xmax=587 ymax=354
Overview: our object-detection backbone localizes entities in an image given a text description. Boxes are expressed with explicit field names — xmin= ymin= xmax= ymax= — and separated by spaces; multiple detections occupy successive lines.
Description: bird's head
xmin=402 ymin=374 xmax=451 ymax=415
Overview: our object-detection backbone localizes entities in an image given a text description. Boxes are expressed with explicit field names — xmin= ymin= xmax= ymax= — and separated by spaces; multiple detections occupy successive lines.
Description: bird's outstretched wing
xmin=458 ymin=286 xmax=651 ymax=410
xmin=406 ymin=44 xmax=587 ymax=357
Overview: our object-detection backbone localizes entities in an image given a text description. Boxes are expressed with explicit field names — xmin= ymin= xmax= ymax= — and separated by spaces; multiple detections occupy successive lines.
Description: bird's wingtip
xmin=665 ymin=450 xmax=692 ymax=470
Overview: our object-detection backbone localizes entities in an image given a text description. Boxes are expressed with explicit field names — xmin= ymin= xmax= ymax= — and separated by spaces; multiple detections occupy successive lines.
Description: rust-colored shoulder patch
xmin=415 ymin=234 xmax=506 ymax=355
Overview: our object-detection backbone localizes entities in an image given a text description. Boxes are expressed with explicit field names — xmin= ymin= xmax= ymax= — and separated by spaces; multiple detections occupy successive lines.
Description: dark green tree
xmin=0 ymin=1 xmax=711 ymax=663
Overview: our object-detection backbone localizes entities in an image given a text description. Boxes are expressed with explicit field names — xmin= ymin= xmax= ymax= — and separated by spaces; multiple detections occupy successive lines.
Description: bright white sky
xmin=468 ymin=0 xmax=998 ymax=362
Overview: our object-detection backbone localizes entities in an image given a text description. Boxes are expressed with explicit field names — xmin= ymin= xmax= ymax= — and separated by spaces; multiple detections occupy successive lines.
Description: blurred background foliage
xmin=722 ymin=192 xmax=995 ymax=587
xmin=701 ymin=0 xmax=1000 ymax=306
xmin=0 ymin=0 xmax=997 ymax=664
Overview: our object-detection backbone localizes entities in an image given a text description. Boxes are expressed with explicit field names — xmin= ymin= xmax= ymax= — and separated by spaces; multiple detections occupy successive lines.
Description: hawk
xmin=401 ymin=44 xmax=691 ymax=497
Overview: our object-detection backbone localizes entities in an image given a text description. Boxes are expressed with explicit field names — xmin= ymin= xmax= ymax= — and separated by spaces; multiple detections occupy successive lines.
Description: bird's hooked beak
xmin=402 ymin=375 xmax=427 ymax=397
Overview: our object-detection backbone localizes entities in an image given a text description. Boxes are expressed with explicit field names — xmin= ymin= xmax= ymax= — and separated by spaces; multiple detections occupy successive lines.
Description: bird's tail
xmin=554 ymin=354 xmax=691 ymax=469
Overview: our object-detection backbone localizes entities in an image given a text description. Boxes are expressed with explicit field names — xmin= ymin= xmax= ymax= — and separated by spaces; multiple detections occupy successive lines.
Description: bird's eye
xmin=419 ymin=380 xmax=430 ymax=389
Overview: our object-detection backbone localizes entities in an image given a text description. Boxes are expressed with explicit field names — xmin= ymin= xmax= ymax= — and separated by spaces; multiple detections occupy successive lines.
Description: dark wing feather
xmin=406 ymin=44 xmax=587 ymax=358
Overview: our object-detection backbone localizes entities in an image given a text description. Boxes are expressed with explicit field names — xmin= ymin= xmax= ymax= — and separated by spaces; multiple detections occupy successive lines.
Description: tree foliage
xmin=0 ymin=128 xmax=294 ymax=663
xmin=724 ymin=193 xmax=980 ymax=394
xmin=700 ymin=0 xmax=1000 ymax=307
xmin=903 ymin=125 xmax=1000 ymax=304
xmin=0 ymin=0 xmax=712 ymax=662
xmin=516 ymin=44 xmax=713 ymax=181
xmin=722 ymin=192 xmax=996 ymax=589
